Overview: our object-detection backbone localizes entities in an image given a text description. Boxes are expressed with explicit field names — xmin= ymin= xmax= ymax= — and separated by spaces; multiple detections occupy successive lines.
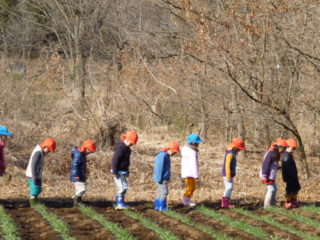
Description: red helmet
xmin=286 ymin=138 xmax=298 ymax=148
xmin=40 ymin=138 xmax=56 ymax=152
xmin=82 ymin=140 xmax=96 ymax=152
xmin=122 ymin=131 xmax=138 ymax=145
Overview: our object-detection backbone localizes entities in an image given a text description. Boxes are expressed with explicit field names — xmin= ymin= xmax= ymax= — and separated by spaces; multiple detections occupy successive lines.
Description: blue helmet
xmin=187 ymin=134 xmax=203 ymax=144
xmin=0 ymin=126 xmax=12 ymax=136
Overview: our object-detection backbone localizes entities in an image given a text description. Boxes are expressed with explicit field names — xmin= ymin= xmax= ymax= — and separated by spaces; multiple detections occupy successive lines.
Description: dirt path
xmin=93 ymin=206 xmax=160 ymax=240
xmin=175 ymin=206 xmax=258 ymax=240
xmin=221 ymin=209 xmax=302 ymax=240
xmin=256 ymin=209 xmax=320 ymax=238
xmin=50 ymin=207 xmax=114 ymax=240
xmin=6 ymin=206 xmax=59 ymax=240
xmin=133 ymin=205 xmax=213 ymax=240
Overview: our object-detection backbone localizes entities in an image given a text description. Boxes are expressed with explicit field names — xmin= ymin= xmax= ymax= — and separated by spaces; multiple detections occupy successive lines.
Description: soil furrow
xmin=175 ymin=206 xmax=258 ymax=240
xmin=51 ymin=207 xmax=114 ymax=240
xmin=6 ymin=206 xmax=60 ymax=240
xmin=255 ymin=209 xmax=320 ymax=238
xmin=134 ymin=205 xmax=213 ymax=240
xmin=93 ymin=206 xmax=160 ymax=240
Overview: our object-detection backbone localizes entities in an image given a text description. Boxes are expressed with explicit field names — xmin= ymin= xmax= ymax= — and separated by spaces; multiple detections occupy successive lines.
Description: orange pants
xmin=184 ymin=177 xmax=196 ymax=198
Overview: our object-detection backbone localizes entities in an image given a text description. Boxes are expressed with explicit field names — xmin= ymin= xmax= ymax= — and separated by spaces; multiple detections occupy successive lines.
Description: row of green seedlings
xmin=0 ymin=206 xmax=21 ymax=240
xmin=234 ymin=207 xmax=319 ymax=240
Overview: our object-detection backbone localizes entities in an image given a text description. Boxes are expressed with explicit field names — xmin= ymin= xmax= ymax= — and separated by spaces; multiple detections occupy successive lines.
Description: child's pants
xmin=265 ymin=183 xmax=277 ymax=205
xmin=157 ymin=180 xmax=168 ymax=200
xmin=223 ymin=177 xmax=233 ymax=197
xmin=184 ymin=177 xmax=196 ymax=198
xmin=29 ymin=178 xmax=42 ymax=197
xmin=114 ymin=173 xmax=128 ymax=195
xmin=74 ymin=181 xmax=86 ymax=197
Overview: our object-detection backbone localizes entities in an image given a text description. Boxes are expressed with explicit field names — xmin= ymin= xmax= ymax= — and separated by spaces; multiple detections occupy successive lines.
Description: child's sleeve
xmin=261 ymin=151 xmax=272 ymax=177
xmin=225 ymin=153 xmax=233 ymax=179
xmin=154 ymin=154 xmax=164 ymax=183
xmin=111 ymin=143 xmax=124 ymax=173
xmin=31 ymin=151 xmax=42 ymax=178
xmin=70 ymin=151 xmax=81 ymax=178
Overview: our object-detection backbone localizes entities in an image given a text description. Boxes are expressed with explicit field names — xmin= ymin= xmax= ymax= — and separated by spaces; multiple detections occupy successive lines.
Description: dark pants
xmin=285 ymin=179 xmax=301 ymax=194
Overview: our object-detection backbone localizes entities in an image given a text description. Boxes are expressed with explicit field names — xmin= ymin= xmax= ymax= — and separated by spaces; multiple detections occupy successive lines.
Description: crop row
xmin=0 ymin=204 xmax=319 ymax=240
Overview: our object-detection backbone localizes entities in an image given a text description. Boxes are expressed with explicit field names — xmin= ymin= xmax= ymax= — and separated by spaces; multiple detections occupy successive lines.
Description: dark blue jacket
xmin=153 ymin=151 xmax=171 ymax=184
xmin=70 ymin=147 xmax=87 ymax=182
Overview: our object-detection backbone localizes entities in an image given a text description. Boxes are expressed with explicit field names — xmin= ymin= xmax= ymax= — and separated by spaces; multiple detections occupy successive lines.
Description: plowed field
xmin=1 ymin=199 xmax=319 ymax=240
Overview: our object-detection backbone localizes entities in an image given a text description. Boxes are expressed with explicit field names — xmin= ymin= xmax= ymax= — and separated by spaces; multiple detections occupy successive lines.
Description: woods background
xmin=0 ymin=0 xmax=319 ymax=201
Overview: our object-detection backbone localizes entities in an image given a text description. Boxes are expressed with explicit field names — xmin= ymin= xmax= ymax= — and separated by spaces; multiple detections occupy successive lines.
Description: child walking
xmin=26 ymin=138 xmax=56 ymax=205
xmin=260 ymin=138 xmax=287 ymax=208
xmin=281 ymin=138 xmax=301 ymax=208
xmin=153 ymin=141 xmax=180 ymax=211
xmin=111 ymin=131 xmax=138 ymax=209
xmin=0 ymin=126 xmax=13 ymax=176
xmin=221 ymin=138 xmax=245 ymax=208
xmin=70 ymin=140 xmax=96 ymax=206
xmin=181 ymin=134 xmax=203 ymax=206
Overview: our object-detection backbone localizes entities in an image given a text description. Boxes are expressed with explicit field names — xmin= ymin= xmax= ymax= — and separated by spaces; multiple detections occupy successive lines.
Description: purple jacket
xmin=259 ymin=150 xmax=278 ymax=180
xmin=0 ymin=140 xmax=5 ymax=175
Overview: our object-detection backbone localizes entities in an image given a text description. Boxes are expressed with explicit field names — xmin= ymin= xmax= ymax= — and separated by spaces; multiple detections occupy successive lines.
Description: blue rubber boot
xmin=115 ymin=195 xmax=128 ymax=209
xmin=154 ymin=199 xmax=159 ymax=210
xmin=158 ymin=199 xmax=167 ymax=211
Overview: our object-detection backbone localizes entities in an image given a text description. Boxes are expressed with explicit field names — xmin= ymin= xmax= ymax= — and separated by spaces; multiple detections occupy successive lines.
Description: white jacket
xmin=26 ymin=145 xmax=45 ymax=178
xmin=181 ymin=145 xmax=199 ymax=178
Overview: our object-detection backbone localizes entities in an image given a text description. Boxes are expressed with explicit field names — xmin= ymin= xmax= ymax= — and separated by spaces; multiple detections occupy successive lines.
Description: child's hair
xmin=273 ymin=145 xmax=279 ymax=160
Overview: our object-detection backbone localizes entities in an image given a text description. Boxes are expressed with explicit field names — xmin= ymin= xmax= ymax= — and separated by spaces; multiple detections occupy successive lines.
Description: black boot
xmin=73 ymin=196 xmax=85 ymax=207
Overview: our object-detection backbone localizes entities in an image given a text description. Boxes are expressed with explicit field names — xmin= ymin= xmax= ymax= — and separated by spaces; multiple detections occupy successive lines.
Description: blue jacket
xmin=70 ymin=147 xmax=87 ymax=182
xmin=153 ymin=151 xmax=171 ymax=183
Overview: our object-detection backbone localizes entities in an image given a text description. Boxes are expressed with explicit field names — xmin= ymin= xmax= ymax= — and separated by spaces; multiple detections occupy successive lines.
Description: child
xmin=221 ymin=138 xmax=245 ymax=208
xmin=111 ymin=131 xmax=138 ymax=209
xmin=26 ymin=138 xmax=56 ymax=206
xmin=153 ymin=141 xmax=180 ymax=211
xmin=70 ymin=140 xmax=96 ymax=206
xmin=0 ymin=126 xmax=13 ymax=176
xmin=181 ymin=133 xmax=203 ymax=206
xmin=260 ymin=138 xmax=287 ymax=208
xmin=281 ymin=138 xmax=301 ymax=208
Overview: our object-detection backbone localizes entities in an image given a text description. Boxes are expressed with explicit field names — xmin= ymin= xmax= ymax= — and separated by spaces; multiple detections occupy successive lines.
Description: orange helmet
xmin=122 ymin=131 xmax=138 ymax=145
xmin=226 ymin=138 xmax=245 ymax=150
xmin=40 ymin=138 xmax=56 ymax=152
xmin=167 ymin=141 xmax=180 ymax=153
xmin=275 ymin=138 xmax=288 ymax=147
xmin=81 ymin=139 xmax=96 ymax=152
xmin=286 ymin=138 xmax=298 ymax=148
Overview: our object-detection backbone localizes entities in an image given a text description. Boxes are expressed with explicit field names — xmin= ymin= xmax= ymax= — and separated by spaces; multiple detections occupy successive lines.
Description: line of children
xmin=70 ymin=139 xmax=96 ymax=206
xmin=181 ymin=134 xmax=203 ymax=207
xmin=1 ymin=124 xmax=304 ymax=210
xmin=221 ymin=138 xmax=245 ymax=208
xmin=0 ymin=126 xmax=12 ymax=176
xmin=153 ymin=141 xmax=180 ymax=211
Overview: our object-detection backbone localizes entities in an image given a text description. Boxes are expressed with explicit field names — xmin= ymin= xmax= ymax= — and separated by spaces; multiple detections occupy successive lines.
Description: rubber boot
xmin=73 ymin=196 xmax=85 ymax=207
xmin=284 ymin=194 xmax=293 ymax=209
xmin=115 ymin=195 xmax=128 ymax=209
xmin=183 ymin=197 xmax=196 ymax=207
xmin=291 ymin=193 xmax=300 ymax=207
xmin=221 ymin=197 xmax=234 ymax=209
xmin=154 ymin=199 xmax=159 ymax=210
xmin=158 ymin=200 xmax=167 ymax=211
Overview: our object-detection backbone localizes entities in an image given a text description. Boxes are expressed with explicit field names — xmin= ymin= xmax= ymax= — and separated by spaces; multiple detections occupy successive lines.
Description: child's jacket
xmin=111 ymin=141 xmax=131 ymax=174
xmin=260 ymin=150 xmax=278 ymax=180
xmin=153 ymin=151 xmax=171 ymax=184
xmin=0 ymin=140 xmax=6 ymax=175
xmin=181 ymin=145 xmax=199 ymax=179
xmin=281 ymin=151 xmax=298 ymax=183
xmin=222 ymin=150 xmax=237 ymax=178
xmin=70 ymin=146 xmax=87 ymax=182
xmin=26 ymin=145 xmax=45 ymax=179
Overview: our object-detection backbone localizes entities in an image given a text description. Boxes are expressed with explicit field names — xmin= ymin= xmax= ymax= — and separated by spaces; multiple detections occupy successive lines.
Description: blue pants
xmin=28 ymin=178 xmax=42 ymax=197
